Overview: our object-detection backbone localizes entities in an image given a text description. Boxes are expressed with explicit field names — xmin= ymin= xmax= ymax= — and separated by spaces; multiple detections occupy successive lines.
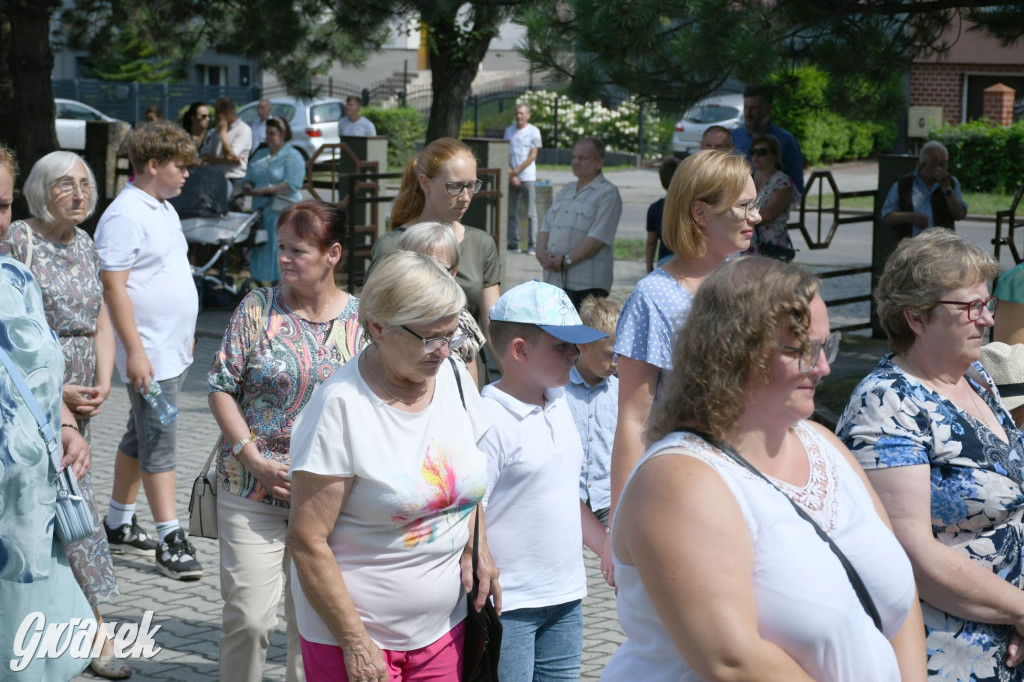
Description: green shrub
xmin=933 ymin=120 xmax=1024 ymax=193
xmin=769 ymin=65 xmax=901 ymax=165
xmin=362 ymin=107 xmax=427 ymax=171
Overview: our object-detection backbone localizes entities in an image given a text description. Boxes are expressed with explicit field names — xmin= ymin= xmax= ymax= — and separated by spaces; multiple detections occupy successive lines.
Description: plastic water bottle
xmin=140 ymin=380 xmax=179 ymax=425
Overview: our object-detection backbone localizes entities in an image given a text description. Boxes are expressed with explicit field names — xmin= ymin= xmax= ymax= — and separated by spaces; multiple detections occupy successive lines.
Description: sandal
xmin=90 ymin=654 xmax=132 ymax=679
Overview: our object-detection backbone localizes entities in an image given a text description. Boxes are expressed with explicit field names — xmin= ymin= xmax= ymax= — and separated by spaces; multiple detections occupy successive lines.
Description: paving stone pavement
xmin=73 ymin=331 xmax=624 ymax=681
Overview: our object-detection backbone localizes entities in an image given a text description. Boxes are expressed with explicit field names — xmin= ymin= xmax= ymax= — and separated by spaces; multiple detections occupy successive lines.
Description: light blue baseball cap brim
xmin=490 ymin=280 xmax=609 ymax=344
xmin=538 ymin=324 xmax=609 ymax=345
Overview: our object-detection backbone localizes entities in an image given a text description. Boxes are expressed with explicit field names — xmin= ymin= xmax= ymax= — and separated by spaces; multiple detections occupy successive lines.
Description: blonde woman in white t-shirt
xmin=603 ymin=256 xmax=927 ymax=682
xmin=288 ymin=251 xmax=499 ymax=681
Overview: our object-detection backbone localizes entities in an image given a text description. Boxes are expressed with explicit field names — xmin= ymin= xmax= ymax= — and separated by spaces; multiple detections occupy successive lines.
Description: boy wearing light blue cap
xmin=479 ymin=280 xmax=608 ymax=681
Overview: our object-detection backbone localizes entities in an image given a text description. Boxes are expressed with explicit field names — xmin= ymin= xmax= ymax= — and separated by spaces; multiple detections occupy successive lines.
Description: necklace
xmin=361 ymin=348 xmax=423 ymax=406
xmin=286 ymin=288 xmax=332 ymax=322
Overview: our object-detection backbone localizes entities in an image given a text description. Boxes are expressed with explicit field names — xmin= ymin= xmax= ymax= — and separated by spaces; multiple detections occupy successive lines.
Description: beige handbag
xmin=188 ymin=288 xmax=274 ymax=540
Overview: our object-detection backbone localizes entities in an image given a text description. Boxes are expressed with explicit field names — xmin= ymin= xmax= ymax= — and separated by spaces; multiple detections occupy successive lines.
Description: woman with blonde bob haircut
xmin=370 ymin=137 xmax=502 ymax=381
xmin=603 ymin=256 xmax=926 ymax=682
xmin=288 ymin=251 xmax=500 ymax=681
xmin=606 ymin=150 xmax=759 ymax=586
xmin=838 ymin=229 xmax=1024 ymax=681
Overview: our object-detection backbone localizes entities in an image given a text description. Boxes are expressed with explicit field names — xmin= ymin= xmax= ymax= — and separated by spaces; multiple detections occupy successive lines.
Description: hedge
xmin=362 ymin=107 xmax=427 ymax=171
xmin=770 ymin=65 xmax=900 ymax=165
xmin=931 ymin=120 xmax=1024 ymax=193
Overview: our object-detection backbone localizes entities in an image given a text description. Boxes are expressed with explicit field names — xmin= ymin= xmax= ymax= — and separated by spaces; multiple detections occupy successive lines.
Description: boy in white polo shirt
xmin=480 ymin=280 xmax=609 ymax=681
xmin=95 ymin=121 xmax=202 ymax=581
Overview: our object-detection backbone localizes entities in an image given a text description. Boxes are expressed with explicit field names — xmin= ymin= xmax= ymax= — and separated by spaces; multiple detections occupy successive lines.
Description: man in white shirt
xmin=249 ymin=99 xmax=272 ymax=154
xmin=505 ymin=104 xmax=543 ymax=254
xmin=339 ymin=96 xmax=377 ymax=137
xmin=200 ymin=96 xmax=252 ymax=195
xmin=536 ymin=137 xmax=622 ymax=309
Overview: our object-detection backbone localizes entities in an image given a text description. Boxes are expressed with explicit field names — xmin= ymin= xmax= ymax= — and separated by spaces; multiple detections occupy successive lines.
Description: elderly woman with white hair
xmin=396 ymin=222 xmax=487 ymax=387
xmin=288 ymin=251 xmax=499 ymax=681
xmin=0 ymin=150 xmax=127 ymax=678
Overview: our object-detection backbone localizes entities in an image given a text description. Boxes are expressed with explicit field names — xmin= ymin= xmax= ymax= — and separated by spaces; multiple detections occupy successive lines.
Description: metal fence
xmin=52 ymin=79 xmax=261 ymax=125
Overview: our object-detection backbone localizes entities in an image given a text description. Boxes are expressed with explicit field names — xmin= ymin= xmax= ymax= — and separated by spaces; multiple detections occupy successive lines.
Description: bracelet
xmin=61 ymin=423 xmax=79 ymax=432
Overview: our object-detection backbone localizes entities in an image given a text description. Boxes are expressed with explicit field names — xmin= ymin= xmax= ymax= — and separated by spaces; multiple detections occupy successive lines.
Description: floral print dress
xmin=837 ymin=354 xmax=1024 ymax=682
xmin=1 ymin=221 xmax=118 ymax=607
xmin=208 ymin=286 xmax=364 ymax=506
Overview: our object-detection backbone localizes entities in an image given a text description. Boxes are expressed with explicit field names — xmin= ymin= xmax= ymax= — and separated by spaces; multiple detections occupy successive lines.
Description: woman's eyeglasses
xmin=937 ymin=296 xmax=997 ymax=322
xmin=437 ymin=180 xmax=484 ymax=197
xmin=401 ymin=326 xmax=471 ymax=354
xmin=53 ymin=179 xmax=94 ymax=197
xmin=779 ymin=331 xmax=842 ymax=374
xmin=703 ymin=195 xmax=765 ymax=221
xmin=751 ymin=147 xmax=770 ymax=157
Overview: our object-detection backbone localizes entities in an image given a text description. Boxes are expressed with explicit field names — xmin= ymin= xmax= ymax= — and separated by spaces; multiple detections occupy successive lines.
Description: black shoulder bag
xmin=682 ymin=428 xmax=883 ymax=633
xmin=449 ymin=357 xmax=503 ymax=681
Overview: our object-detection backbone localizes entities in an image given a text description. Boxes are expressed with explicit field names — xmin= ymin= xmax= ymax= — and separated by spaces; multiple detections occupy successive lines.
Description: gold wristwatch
xmin=232 ymin=433 xmax=257 ymax=457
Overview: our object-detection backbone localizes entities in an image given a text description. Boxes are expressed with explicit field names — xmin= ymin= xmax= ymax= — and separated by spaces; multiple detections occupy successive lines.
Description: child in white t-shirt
xmin=480 ymin=280 xmax=609 ymax=681
xmin=95 ymin=121 xmax=202 ymax=581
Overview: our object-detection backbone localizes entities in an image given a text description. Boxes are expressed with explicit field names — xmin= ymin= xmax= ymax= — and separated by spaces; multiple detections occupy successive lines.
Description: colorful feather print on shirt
xmin=392 ymin=442 xmax=484 ymax=548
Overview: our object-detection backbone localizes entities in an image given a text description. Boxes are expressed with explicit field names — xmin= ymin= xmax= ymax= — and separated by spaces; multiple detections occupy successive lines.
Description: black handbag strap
xmin=449 ymin=356 xmax=480 ymax=588
xmin=681 ymin=428 xmax=883 ymax=633
xmin=449 ymin=356 xmax=466 ymax=409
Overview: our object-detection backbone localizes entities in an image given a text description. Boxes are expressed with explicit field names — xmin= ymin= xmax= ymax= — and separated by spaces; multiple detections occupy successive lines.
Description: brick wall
xmin=910 ymin=63 xmax=1024 ymax=125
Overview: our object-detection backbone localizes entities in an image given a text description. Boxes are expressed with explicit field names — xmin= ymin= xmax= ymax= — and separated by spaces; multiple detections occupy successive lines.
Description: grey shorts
xmin=117 ymin=368 xmax=188 ymax=474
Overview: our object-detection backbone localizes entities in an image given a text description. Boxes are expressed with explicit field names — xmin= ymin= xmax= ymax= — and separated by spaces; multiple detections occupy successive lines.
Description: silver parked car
xmin=671 ymin=93 xmax=745 ymax=157
xmin=238 ymin=97 xmax=345 ymax=161
xmin=55 ymin=99 xmax=123 ymax=150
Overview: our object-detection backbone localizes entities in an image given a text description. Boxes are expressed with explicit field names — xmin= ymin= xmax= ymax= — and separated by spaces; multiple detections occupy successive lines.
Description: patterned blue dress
xmin=244 ymin=145 xmax=305 ymax=282
xmin=837 ymin=354 xmax=1024 ymax=682
xmin=0 ymin=256 xmax=92 ymax=680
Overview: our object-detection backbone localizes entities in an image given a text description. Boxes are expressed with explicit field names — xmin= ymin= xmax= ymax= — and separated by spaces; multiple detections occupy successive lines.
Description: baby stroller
xmin=170 ymin=167 xmax=261 ymax=309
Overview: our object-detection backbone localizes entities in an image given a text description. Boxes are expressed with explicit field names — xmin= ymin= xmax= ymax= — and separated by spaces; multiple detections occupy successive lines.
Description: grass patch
xmin=613 ymin=238 xmax=646 ymax=260
xmin=805 ymin=190 xmax=1017 ymax=216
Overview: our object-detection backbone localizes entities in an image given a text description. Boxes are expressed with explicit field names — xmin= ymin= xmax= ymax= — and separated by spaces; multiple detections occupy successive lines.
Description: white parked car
xmin=671 ymin=93 xmax=745 ymax=157
xmin=238 ymin=96 xmax=345 ymax=161
xmin=55 ymin=99 xmax=123 ymax=151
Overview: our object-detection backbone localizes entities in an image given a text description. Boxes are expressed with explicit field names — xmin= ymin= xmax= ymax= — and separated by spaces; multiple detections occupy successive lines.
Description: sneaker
xmin=155 ymin=529 xmax=203 ymax=581
xmin=507 ymin=244 xmax=520 ymax=252
xmin=104 ymin=514 xmax=158 ymax=557
xmin=526 ymin=247 xmax=536 ymax=255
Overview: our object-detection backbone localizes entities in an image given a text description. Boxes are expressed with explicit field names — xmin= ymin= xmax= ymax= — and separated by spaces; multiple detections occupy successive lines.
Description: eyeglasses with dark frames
xmin=751 ymin=147 xmax=771 ymax=157
xmin=778 ymin=331 xmax=842 ymax=374
xmin=936 ymin=296 xmax=997 ymax=322
xmin=400 ymin=325 xmax=471 ymax=354
xmin=436 ymin=179 xmax=484 ymax=196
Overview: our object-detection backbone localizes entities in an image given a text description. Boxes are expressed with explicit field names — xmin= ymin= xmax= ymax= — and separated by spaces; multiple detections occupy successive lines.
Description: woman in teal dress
xmin=0 ymin=145 xmax=93 ymax=681
xmin=242 ymin=115 xmax=305 ymax=284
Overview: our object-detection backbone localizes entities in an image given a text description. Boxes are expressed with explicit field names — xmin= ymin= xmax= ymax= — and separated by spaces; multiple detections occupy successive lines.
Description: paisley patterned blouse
xmin=837 ymin=354 xmax=1024 ymax=682
xmin=208 ymin=287 xmax=363 ymax=507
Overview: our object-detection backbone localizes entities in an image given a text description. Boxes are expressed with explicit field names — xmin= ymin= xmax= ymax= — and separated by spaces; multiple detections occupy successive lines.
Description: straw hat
xmin=980 ymin=342 xmax=1024 ymax=411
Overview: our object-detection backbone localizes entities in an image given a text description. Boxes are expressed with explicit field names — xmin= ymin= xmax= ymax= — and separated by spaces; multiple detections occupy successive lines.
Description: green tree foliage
xmin=82 ymin=25 xmax=174 ymax=82
xmin=59 ymin=0 xmax=539 ymax=141
xmin=362 ymin=107 xmax=427 ymax=170
xmin=521 ymin=0 xmax=1024 ymax=121
xmin=768 ymin=65 xmax=902 ymax=164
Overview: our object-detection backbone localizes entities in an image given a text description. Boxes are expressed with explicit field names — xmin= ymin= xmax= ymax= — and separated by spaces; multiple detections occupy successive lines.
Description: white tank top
xmin=601 ymin=422 xmax=916 ymax=682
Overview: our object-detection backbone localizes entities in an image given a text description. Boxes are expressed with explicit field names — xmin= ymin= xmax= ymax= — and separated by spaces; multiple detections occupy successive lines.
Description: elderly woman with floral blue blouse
xmin=837 ymin=228 xmax=1024 ymax=681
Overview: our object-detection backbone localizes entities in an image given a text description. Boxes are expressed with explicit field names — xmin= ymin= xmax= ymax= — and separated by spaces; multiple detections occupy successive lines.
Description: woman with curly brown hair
xmin=602 ymin=256 xmax=926 ymax=682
